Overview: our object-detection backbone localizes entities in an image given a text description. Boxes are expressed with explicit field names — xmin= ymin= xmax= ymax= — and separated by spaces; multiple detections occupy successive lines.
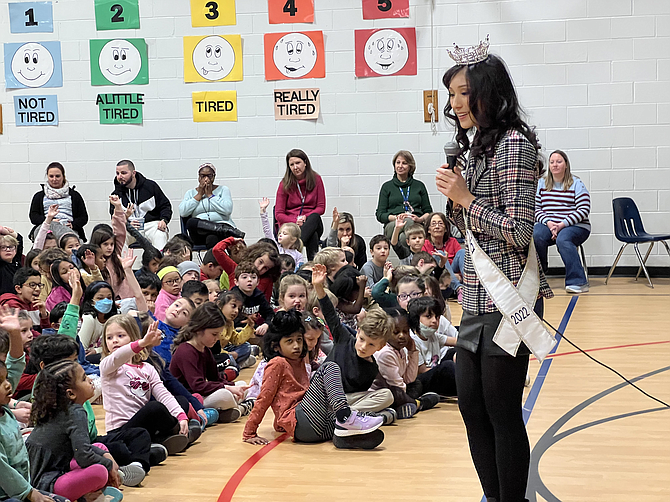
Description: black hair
xmin=329 ymin=265 xmax=362 ymax=300
xmin=442 ymin=54 xmax=543 ymax=170
xmin=81 ymin=281 xmax=118 ymax=319
xmin=263 ymin=309 xmax=308 ymax=362
xmin=30 ymin=360 xmax=80 ymax=425
xmin=49 ymin=258 xmax=83 ymax=294
xmin=369 ymin=234 xmax=390 ymax=251
xmin=216 ymin=289 xmax=244 ymax=309
xmin=142 ymin=247 xmax=163 ymax=267
xmin=422 ymin=275 xmax=447 ymax=317
xmin=384 ymin=306 xmax=410 ymax=335
xmin=13 ymin=268 xmax=41 ymax=288
xmin=407 ymin=296 xmax=443 ymax=334
xmin=257 ymin=237 xmax=280 ymax=253
xmin=202 ymin=249 xmax=219 ymax=266
xmin=302 ymin=311 xmax=323 ymax=369
xmin=344 ymin=249 xmax=354 ymax=264
xmin=29 ymin=334 xmax=78 ymax=368
xmin=278 ymin=253 xmax=296 ymax=271
xmin=90 ymin=226 xmax=124 ymax=282
xmin=49 ymin=301 xmax=69 ymax=325
xmin=181 ymin=280 xmax=208 ymax=299
xmin=75 ymin=243 xmax=102 ymax=274
xmin=59 ymin=232 xmax=80 ymax=250
xmin=116 ymin=159 xmax=135 ymax=170
xmin=136 ymin=270 xmax=161 ymax=292
xmin=295 ymin=263 xmax=313 ymax=283
xmin=24 ymin=249 xmax=41 ymax=271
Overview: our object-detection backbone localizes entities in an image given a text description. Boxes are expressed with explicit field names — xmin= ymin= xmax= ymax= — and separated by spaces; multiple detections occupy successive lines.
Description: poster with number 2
xmin=269 ymin=0 xmax=314 ymax=24
xmin=362 ymin=0 xmax=409 ymax=19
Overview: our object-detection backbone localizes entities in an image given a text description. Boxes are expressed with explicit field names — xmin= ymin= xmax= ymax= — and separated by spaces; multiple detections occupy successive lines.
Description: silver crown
xmin=447 ymin=35 xmax=490 ymax=65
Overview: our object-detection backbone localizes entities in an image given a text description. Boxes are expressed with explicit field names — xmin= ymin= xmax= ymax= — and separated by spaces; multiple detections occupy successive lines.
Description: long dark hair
xmin=81 ymin=281 xmax=118 ymax=320
xmin=442 ymin=54 xmax=542 ymax=170
xmin=282 ymin=149 xmax=317 ymax=193
xmin=30 ymin=360 xmax=79 ymax=426
xmin=90 ymin=226 xmax=125 ymax=283
xmin=172 ymin=303 xmax=227 ymax=349
xmin=263 ymin=309 xmax=308 ymax=362
xmin=50 ymin=259 xmax=85 ymax=295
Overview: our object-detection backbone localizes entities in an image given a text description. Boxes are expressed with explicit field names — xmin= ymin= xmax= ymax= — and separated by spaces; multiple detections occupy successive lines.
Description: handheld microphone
xmin=444 ymin=141 xmax=460 ymax=171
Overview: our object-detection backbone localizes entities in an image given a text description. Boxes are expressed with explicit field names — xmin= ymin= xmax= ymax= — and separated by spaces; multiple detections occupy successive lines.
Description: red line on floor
xmin=532 ymin=340 xmax=670 ymax=361
xmin=217 ymin=433 xmax=289 ymax=502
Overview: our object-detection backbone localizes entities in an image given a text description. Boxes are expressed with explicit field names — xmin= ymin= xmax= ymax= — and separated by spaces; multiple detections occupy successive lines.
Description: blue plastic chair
xmin=605 ymin=197 xmax=670 ymax=288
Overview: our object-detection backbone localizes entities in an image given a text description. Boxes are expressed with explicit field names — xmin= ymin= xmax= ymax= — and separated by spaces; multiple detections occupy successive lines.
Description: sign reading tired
xmin=192 ymin=91 xmax=237 ymax=122
xmin=274 ymin=88 xmax=320 ymax=120
xmin=96 ymin=93 xmax=144 ymax=124
xmin=13 ymin=94 xmax=58 ymax=125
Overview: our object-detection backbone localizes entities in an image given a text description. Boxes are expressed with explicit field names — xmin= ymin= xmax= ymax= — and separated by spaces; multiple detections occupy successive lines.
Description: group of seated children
xmin=1 ymin=200 xmax=462 ymax=502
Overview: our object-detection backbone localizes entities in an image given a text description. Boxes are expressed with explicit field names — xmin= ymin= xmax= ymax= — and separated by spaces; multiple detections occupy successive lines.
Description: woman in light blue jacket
xmin=179 ymin=163 xmax=244 ymax=248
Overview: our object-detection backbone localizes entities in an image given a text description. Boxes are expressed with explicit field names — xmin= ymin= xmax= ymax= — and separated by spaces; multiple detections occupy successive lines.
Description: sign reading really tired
xmin=274 ymin=88 xmax=320 ymax=120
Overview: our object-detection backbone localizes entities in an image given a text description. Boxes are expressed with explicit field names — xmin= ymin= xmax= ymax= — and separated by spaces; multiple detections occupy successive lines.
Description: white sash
xmin=465 ymin=229 xmax=556 ymax=362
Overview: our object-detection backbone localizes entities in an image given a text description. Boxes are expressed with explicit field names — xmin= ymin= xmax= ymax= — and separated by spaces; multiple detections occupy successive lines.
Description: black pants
xmin=109 ymin=401 xmax=179 ymax=444
xmin=96 ymin=427 xmax=152 ymax=472
xmin=300 ymin=213 xmax=323 ymax=260
xmin=186 ymin=217 xmax=220 ymax=249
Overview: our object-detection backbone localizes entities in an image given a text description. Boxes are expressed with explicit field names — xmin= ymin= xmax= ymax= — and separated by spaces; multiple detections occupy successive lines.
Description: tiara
xmin=447 ymin=35 xmax=490 ymax=65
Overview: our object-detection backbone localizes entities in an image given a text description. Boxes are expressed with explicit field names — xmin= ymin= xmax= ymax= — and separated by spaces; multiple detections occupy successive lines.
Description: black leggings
xmin=299 ymin=213 xmax=323 ymax=260
xmin=456 ymin=322 xmax=532 ymax=502
xmin=109 ymin=401 xmax=179 ymax=444
xmin=95 ymin=427 xmax=152 ymax=472
xmin=186 ymin=217 xmax=220 ymax=249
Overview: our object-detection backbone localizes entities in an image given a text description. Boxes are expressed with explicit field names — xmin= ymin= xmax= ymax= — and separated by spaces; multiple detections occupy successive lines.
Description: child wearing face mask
xmin=407 ymin=296 xmax=458 ymax=398
xmin=80 ymin=282 xmax=119 ymax=365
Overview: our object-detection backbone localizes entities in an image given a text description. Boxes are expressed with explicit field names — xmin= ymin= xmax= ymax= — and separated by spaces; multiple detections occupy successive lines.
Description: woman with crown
xmin=435 ymin=38 xmax=553 ymax=502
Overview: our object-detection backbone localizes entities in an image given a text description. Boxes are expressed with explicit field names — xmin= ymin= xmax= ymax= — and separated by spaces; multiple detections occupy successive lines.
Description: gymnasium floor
xmin=95 ymin=277 xmax=670 ymax=502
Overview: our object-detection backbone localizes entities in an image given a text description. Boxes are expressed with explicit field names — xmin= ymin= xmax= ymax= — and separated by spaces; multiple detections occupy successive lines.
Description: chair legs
xmin=605 ymin=244 xmax=627 ymax=285
xmin=578 ymin=244 xmax=589 ymax=284
xmin=635 ymin=242 xmax=654 ymax=281
xmin=633 ymin=243 xmax=654 ymax=288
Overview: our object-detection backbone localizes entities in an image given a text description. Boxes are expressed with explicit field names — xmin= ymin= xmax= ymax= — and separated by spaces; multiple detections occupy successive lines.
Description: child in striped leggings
xmin=242 ymin=310 xmax=384 ymax=450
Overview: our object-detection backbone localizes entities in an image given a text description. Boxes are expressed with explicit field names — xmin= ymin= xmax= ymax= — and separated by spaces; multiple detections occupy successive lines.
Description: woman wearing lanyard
xmin=436 ymin=40 xmax=553 ymax=502
xmin=375 ymin=150 xmax=433 ymax=242
xmin=274 ymin=149 xmax=326 ymax=260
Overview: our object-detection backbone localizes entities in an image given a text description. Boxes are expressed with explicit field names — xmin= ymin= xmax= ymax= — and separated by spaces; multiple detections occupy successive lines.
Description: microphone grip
xmin=446 ymin=154 xmax=458 ymax=171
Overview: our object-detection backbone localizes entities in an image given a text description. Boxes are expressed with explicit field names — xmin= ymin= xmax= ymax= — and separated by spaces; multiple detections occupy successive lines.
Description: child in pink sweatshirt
xmin=154 ymin=266 xmax=182 ymax=321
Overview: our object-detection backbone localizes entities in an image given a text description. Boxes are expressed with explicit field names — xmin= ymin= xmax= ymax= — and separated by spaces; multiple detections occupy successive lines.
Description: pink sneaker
xmin=334 ymin=411 xmax=384 ymax=437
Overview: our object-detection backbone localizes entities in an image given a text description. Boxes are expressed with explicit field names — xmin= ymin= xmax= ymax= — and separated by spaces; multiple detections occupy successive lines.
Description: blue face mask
xmin=94 ymin=298 xmax=114 ymax=314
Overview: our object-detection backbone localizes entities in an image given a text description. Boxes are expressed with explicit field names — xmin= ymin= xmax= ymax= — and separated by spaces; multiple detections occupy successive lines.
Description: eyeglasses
xmin=0 ymin=246 xmax=16 ymax=251
xmin=430 ymin=221 xmax=445 ymax=227
xmin=397 ymin=291 xmax=423 ymax=301
xmin=163 ymin=279 xmax=181 ymax=285
xmin=23 ymin=282 xmax=44 ymax=290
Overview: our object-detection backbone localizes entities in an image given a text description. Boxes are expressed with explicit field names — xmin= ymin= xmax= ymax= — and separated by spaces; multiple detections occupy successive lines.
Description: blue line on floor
xmin=479 ymin=295 xmax=579 ymax=502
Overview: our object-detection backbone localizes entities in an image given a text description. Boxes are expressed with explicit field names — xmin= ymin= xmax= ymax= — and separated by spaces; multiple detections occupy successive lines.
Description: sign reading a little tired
xmin=97 ymin=93 xmax=143 ymax=124
xmin=274 ymin=88 xmax=319 ymax=120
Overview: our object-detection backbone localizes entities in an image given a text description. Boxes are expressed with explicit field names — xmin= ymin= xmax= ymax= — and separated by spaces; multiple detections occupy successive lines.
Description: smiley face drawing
xmin=364 ymin=29 xmax=409 ymax=76
xmin=98 ymin=39 xmax=142 ymax=85
xmin=11 ymin=42 xmax=54 ymax=88
xmin=273 ymin=33 xmax=317 ymax=79
xmin=192 ymin=35 xmax=236 ymax=81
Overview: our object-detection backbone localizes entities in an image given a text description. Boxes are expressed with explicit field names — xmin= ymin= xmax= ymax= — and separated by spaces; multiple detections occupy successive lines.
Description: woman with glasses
xmin=422 ymin=212 xmax=464 ymax=302
xmin=0 ymin=225 xmax=23 ymax=295
xmin=325 ymin=207 xmax=367 ymax=270
xmin=179 ymin=163 xmax=245 ymax=249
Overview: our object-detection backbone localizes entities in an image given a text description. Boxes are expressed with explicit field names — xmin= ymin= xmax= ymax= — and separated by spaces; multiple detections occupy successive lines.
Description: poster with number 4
xmin=269 ymin=0 xmax=314 ymax=24
xmin=362 ymin=0 xmax=409 ymax=19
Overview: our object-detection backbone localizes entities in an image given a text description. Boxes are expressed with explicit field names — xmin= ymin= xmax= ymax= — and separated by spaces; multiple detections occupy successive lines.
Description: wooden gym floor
xmin=94 ymin=277 xmax=670 ymax=502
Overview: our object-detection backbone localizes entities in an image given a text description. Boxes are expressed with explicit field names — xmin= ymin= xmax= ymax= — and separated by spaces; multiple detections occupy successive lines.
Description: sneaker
xmin=457 ymin=287 xmax=464 ymax=304
xmin=333 ymin=429 xmax=384 ymax=450
xmin=238 ymin=399 xmax=255 ymax=417
xmin=334 ymin=410 xmax=384 ymax=437
xmin=566 ymin=284 xmax=589 ymax=294
xmin=202 ymin=408 xmax=219 ymax=427
xmin=119 ymin=462 xmax=145 ymax=487
xmin=379 ymin=407 xmax=396 ymax=425
xmin=161 ymin=434 xmax=189 ymax=455
xmin=149 ymin=443 xmax=168 ymax=465
xmin=397 ymin=402 xmax=418 ymax=419
xmin=188 ymin=419 xmax=202 ymax=444
xmin=525 ymin=371 xmax=531 ymax=388
xmin=250 ymin=345 xmax=261 ymax=357
xmin=223 ymin=367 xmax=239 ymax=382
xmin=217 ymin=407 xmax=242 ymax=423
xmin=417 ymin=392 xmax=440 ymax=412
xmin=89 ymin=486 xmax=124 ymax=502
xmin=239 ymin=355 xmax=256 ymax=369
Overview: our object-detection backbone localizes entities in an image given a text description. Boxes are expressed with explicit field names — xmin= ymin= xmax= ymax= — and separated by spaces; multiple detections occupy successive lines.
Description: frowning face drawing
xmin=272 ymin=32 xmax=317 ymax=78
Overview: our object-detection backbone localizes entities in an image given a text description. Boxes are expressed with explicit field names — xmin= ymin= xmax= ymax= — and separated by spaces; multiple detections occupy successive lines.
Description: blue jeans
xmin=439 ymin=248 xmax=465 ymax=292
xmin=224 ymin=341 xmax=252 ymax=366
xmin=533 ymin=222 xmax=590 ymax=287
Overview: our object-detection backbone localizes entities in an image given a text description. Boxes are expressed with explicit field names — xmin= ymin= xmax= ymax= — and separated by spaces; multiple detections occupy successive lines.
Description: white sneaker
xmin=566 ymin=284 xmax=589 ymax=294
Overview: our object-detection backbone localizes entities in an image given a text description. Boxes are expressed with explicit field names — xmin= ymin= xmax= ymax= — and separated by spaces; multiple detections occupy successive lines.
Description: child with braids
xmin=243 ymin=310 xmax=384 ymax=450
xmin=26 ymin=359 xmax=123 ymax=502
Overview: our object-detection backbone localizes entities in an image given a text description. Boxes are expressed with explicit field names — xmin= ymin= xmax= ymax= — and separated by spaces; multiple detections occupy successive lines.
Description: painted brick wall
xmin=1 ymin=0 xmax=669 ymax=267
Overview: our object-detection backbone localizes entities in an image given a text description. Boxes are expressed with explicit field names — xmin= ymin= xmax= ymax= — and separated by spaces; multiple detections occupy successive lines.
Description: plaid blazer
xmin=452 ymin=129 xmax=553 ymax=314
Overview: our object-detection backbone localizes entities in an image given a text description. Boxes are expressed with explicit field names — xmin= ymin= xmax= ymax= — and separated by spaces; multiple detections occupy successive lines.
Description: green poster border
xmin=95 ymin=0 xmax=140 ymax=30
xmin=90 ymin=38 xmax=149 ymax=86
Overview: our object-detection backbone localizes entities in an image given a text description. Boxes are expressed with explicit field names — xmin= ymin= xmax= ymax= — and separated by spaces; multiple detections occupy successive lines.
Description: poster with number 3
xmin=362 ymin=0 xmax=409 ymax=19
xmin=190 ymin=0 xmax=236 ymax=27
xmin=269 ymin=0 xmax=314 ymax=24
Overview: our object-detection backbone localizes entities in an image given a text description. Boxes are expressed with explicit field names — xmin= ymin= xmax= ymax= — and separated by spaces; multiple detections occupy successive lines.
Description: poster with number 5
xmin=269 ymin=0 xmax=314 ymax=24
xmin=362 ymin=0 xmax=409 ymax=19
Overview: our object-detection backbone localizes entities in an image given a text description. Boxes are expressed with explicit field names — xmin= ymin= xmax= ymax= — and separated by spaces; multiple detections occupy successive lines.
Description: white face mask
xmin=420 ymin=322 xmax=437 ymax=338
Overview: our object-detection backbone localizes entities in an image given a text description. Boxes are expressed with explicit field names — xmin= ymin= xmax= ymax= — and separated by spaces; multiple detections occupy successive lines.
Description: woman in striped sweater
xmin=533 ymin=150 xmax=591 ymax=293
